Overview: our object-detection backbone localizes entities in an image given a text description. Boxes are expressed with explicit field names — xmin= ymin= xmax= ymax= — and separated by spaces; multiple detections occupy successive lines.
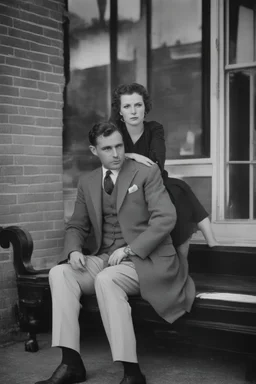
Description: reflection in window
xmin=117 ymin=0 xmax=147 ymax=86
xmin=226 ymin=164 xmax=249 ymax=219
xmin=64 ymin=0 xmax=111 ymax=188
xmin=229 ymin=71 xmax=250 ymax=161
xmin=150 ymin=0 xmax=206 ymax=159
xmin=228 ymin=0 xmax=255 ymax=65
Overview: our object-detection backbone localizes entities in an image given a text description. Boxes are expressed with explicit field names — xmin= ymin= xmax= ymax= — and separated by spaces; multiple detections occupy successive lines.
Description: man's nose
xmin=112 ymin=148 xmax=118 ymax=157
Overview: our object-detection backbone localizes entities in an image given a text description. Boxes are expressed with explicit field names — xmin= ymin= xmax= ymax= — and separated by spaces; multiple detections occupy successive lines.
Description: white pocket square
xmin=128 ymin=184 xmax=138 ymax=194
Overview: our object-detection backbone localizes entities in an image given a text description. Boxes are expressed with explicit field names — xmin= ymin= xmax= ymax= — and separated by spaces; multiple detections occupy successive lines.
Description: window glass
xmin=229 ymin=0 xmax=255 ymax=65
xmin=150 ymin=0 xmax=205 ymax=159
xmin=229 ymin=70 xmax=250 ymax=161
xmin=117 ymin=0 xmax=147 ymax=86
xmin=226 ymin=164 xmax=249 ymax=219
xmin=64 ymin=0 xmax=111 ymax=188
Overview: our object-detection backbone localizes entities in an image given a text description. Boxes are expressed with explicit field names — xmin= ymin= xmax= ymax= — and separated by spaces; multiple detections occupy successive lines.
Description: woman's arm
xmin=148 ymin=123 xmax=166 ymax=173
xmin=125 ymin=153 xmax=155 ymax=167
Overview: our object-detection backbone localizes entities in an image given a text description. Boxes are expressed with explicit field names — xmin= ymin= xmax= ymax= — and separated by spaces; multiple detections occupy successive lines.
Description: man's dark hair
xmin=89 ymin=121 xmax=123 ymax=146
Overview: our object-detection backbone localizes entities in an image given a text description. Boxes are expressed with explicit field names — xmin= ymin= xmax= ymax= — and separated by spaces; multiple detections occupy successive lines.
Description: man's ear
xmin=89 ymin=145 xmax=98 ymax=157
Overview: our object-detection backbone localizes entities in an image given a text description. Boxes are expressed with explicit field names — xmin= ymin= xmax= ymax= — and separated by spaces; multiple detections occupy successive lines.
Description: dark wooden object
xmin=1 ymin=225 xmax=256 ymax=381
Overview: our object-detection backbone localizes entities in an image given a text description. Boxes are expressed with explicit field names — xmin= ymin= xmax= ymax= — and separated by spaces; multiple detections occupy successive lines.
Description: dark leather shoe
xmin=120 ymin=374 xmax=146 ymax=384
xmin=35 ymin=363 xmax=86 ymax=384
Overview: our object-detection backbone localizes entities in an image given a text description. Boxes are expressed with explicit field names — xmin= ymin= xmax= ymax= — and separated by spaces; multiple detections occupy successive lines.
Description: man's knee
xmin=49 ymin=263 xmax=69 ymax=284
xmin=94 ymin=269 xmax=114 ymax=290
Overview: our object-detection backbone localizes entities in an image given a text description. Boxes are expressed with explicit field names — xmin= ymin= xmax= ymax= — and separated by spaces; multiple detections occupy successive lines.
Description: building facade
xmin=0 ymin=0 xmax=255 ymax=338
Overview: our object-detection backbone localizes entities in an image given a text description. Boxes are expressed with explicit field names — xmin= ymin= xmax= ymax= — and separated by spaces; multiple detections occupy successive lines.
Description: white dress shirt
xmin=102 ymin=166 xmax=120 ymax=188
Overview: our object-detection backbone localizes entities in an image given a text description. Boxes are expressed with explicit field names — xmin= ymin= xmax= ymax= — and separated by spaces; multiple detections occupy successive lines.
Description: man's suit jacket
xmin=63 ymin=159 xmax=195 ymax=324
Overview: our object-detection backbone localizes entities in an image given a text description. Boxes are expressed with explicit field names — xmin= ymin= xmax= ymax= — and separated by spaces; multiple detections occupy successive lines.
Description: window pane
xmin=226 ymin=164 xmax=249 ymax=219
xmin=228 ymin=0 xmax=255 ymax=65
xmin=229 ymin=71 xmax=250 ymax=161
xmin=182 ymin=177 xmax=212 ymax=217
xmin=64 ymin=0 xmax=111 ymax=188
xmin=254 ymin=73 xmax=256 ymax=160
xmin=117 ymin=0 xmax=147 ymax=86
xmin=254 ymin=166 xmax=256 ymax=218
xmin=150 ymin=0 xmax=205 ymax=159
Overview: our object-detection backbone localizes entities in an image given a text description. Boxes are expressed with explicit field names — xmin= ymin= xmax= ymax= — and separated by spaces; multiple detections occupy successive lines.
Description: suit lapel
xmin=116 ymin=160 xmax=138 ymax=212
xmin=88 ymin=168 xmax=102 ymax=234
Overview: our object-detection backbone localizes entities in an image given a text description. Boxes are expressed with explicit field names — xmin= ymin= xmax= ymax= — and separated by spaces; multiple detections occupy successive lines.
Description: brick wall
xmin=0 ymin=0 xmax=66 ymax=339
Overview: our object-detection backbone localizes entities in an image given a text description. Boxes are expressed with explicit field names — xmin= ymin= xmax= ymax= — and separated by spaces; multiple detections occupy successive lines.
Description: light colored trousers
xmin=49 ymin=256 xmax=140 ymax=362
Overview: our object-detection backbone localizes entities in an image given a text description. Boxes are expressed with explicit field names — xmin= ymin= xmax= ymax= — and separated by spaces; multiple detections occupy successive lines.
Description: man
xmin=36 ymin=122 xmax=195 ymax=384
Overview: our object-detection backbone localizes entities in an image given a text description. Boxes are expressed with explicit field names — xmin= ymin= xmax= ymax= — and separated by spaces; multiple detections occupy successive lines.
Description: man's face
xmin=89 ymin=131 xmax=125 ymax=170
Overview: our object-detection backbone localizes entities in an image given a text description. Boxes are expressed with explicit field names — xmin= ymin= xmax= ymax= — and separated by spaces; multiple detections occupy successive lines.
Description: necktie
xmin=104 ymin=170 xmax=114 ymax=195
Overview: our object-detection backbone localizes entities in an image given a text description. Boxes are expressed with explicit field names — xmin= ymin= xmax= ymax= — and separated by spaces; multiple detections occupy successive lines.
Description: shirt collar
xmin=102 ymin=166 xmax=120 ymax=183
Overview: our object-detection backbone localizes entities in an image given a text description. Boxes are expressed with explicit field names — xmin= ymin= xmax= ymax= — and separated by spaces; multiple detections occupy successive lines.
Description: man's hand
xmin=69 ymin=251 xmax=86 ymax=271
xmin=108 ymin=247 xmax=127 ymax=266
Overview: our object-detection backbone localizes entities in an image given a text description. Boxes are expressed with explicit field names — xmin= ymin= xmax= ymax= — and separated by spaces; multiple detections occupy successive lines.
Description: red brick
xmin=14 ymin=155 xmax=48 ymax=166
xmin=23 ymin=145 xmax=44 ymax=155
xmin=45 ymin=109 xmax=62 ymax=118
xmin=14 ymin=78 xmax=37 ymax=89
xmin=35 ymin=117 xmax=62 ymax=127
xmin=9 ymin=115 xmax=36 ymax=125
xmin=9 ymin=27 xmax=51 ymax=46
xmin=20 ymin=88 xmax=47 ymax=100
xmin=44 ymin=73 xmax=64 ymax=84
xmin=0 ymin=184 xmax=28 ymax=193
xmin=23 ymin=222 xmax=54 ymax=232
xmin=19 ymin=212 xmax=44 ymax=222
xmin=0 ymin=35 xmax=30 ymax=50
xmin=43 ymin=146 xmax=62 ymax=156
xmin=12 ymin=135 xmax=34 ymax=145
xmin=54 ymin=220 xmax=65 ymax=230
xmin=15 ymin=48 xmax=48 ymax=63
xmin=44 ymin=28 xmax=62 ymax=41
xmin=24 ymin=165 xmax=62 ymax=175
xmin=35 ymin=136 xmax=62 ymax=146
xmin=34 ymin=239 xmax=59 ymax=250
xmin=0 ymin=124 xmax=21 ymax=134
xmin=0 ymin=105 xmax=18 ymax=114
xmin=30 ymin=41 xmax=60 ymax=56
xmin=32 ymin=61 xmax=53 ymax=73
xmin=0 ymin=156 xmax=13 ymax=165
xmin=1 ymin=166 xmax=23 ymax=176
xmin=0 ymin=144 xmax=24 ymax=154
xmin=0 ymin=214 xmax=20 ymax=224
xmin=0 ymin=25 xmax=8 ymax=34
xmin=39 ymin=100 xmax=59 ymax=109
xmin=0 ymin=195 xmax=16 ymax=204
xmin=0 ymin=85 xmax=19 ymax=96
xmin=0 ymin=45 xmax=13 ymax=56
xmin=12 ymin=97 xmax=39 ymax=107
xmin=45 ymin=229 xmax=64 ymax=239
xmin=13 ymin=19 xmax=43 ymax=35
xmin=6 ymin=56 xmax=32 ymax=69
xmin=22 ymin=126 xmax=61 ymax=136
xmin=19 ymin=9 xmax=58 ymax=29
xmin=49 ymin=55 xmax=64 ymax=66
xmin=44 ymin=210 xmax=64 ymax=220
xmin=0 ymin=76 xmax=13 ymax=86
xmin=0 ymin=135 xmax=12 ymax=143
xmin=0 ymin=15 xmax=13 ymax=27
xmin=47 ymin=92 xmax=63 ymax=102
xmin=20 ymin=68 xmax=41 ymax=80
xmin=15 ymin=174 xmax=62 ymax=184
xmin=0 ymin=4 xmax=19 ymax=18
xmin=0 ymin=205 xmax=10 ymax=215
xmin=18 ymin=2 xmax=50 ymax=18
xmin=38 ymin=82 xmax=60 ymax=93
xmin=0 ymin=56 xmax=5 ymax=64
xmin=0 ymin=115 xmax=8 ymax=123
xmin=18 ymin=106 xmax=45 ymax=117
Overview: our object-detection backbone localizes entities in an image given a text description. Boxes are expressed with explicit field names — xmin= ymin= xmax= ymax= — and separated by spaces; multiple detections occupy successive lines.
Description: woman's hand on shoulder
xmin=125 ymin=153 xmax=155 ymax=167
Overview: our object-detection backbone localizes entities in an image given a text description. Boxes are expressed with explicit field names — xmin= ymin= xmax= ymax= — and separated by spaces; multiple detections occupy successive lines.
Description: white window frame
xmin=165 ymin=0 xmax=256 ymax=246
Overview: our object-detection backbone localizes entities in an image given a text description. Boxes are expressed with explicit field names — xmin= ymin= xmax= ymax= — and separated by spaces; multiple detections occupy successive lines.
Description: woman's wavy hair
xmin=111 ymin=83 xmax=152 ymax=125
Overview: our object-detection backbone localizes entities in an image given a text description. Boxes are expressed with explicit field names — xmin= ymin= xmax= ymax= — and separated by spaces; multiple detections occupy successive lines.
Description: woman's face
xmin=120 ymin=93 xmax=145 ymax=127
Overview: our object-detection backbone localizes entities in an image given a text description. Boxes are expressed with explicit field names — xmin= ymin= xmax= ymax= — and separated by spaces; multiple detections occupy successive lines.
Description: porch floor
xmin=0 ymin=329 xmax=250 ymax=384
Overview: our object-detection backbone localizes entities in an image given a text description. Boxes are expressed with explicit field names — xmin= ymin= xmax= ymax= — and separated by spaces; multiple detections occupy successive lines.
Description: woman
xmin=111 ymin=82 xmax=218 ymax=258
